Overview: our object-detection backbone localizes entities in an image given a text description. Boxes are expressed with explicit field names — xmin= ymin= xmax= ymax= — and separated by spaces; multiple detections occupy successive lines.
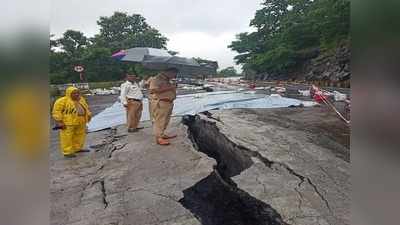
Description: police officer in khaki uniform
xmin=144 ymin=76 xmax=156 ymax=123
xmin=148 ymin=68 xmax=178 ymax=145
xmin=120 ymin=74 xmax=144 ymax=133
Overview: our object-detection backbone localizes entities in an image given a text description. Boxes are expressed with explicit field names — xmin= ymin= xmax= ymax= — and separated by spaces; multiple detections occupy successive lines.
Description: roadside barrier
xmin=311 ymin=85 xmax=350 ymax=125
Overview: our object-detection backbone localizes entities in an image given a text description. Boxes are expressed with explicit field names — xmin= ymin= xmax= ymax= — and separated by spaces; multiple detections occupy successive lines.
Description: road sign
xmin=74 ymin=65 xmax=85 ymax=81
xmin=74 ymin=65 xmax=84 ymax=73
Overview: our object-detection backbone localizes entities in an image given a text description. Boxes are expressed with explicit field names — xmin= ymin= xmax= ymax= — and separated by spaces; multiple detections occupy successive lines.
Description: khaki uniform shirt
xmin=146 ymin=77 xmax=155 ymax=86
xmin=149 ymin=74 xmax=176 ymax=101
xmin=146 ymin=77 xmax=154 ymax=100
xmin=120 ymin=81 xmax=144 ymax=105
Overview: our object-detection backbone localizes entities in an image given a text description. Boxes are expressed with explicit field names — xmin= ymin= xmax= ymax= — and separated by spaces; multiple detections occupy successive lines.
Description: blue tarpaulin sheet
xmin=88 ymin=91 xmax=315 ymax=132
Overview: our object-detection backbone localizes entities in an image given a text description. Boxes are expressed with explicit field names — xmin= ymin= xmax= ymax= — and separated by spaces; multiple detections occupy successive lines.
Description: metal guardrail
xmin=50 ymin=83 xmax=90 ymax=91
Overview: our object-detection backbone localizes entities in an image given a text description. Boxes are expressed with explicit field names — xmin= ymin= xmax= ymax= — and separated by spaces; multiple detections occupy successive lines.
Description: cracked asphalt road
xmin=197 ymin=108 xmax=350 ymax=225
xmin=50 ymin=92 xmax=349 ymax=225
xmin=50 ymin=119 xmax=215 ymax=225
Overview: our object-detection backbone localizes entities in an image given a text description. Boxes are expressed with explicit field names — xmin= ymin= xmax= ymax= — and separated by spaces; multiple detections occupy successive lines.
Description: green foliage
xmin=229 ymin=0 xmax=350 ymax=77
xmin=168 ymin=51 xmax=179 ymax=56
xmin=50 ymin=12 xmax=168 ymax=84
xmin=57 ymin=30 xmax=89 ymax=56
xmin=218 ymin=66 xmax=239 ymax=77
xmin=253 ymin=45 xmax=296 ymax=73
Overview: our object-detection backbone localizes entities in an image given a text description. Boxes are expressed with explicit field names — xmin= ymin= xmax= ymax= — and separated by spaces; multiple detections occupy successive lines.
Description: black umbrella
xmin=112 ymin=47 xmax=216 ymax=76
xmin=111 ymin=47 xmax=171 ymax=62
xmin=142 ymin=55 xmax=215 ymax=76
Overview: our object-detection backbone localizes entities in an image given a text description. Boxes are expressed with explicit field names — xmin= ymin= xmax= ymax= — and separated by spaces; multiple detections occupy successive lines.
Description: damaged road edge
xmin=180 ymin=114 xmax=288 ymax=225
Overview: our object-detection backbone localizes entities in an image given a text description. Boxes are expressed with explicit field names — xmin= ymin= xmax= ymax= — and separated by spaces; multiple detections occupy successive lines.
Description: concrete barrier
xmin=50 ymin=83 xmax=90 ymax=91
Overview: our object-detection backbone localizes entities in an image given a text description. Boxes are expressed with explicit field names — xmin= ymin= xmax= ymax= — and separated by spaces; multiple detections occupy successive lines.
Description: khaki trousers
xmin=153 ymin=100 xmax=173 ymax=138
xmin=148 ymin=99 xmax=155 ymax=123
xmin=126 ymin=99 xmax=143 ymax=129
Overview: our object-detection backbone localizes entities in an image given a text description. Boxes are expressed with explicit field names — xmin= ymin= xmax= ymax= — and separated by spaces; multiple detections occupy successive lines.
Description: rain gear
xmin=3 ymin=85 xmax=48 ymax=160
xmin=52 ymin=87 xmax=91 ymax=125
xmin=52 ymin=87 xmax=91 ymax=156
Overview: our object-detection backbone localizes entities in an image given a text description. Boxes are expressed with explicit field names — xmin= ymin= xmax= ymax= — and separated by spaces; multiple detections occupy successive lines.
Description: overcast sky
xmin=50 ymin=0 xmax=263 ymax=71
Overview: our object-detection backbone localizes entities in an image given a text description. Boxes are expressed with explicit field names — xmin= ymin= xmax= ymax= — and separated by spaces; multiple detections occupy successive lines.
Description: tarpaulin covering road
xmin=87 ymin=91 xmax=316 ymax=132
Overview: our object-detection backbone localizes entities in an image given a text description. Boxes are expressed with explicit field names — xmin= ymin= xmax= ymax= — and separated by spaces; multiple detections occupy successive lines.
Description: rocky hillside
xmin=303 ymin=41 xmax=351 ymax=82
xmin=248 ymin=41 xmax=351 ymax=84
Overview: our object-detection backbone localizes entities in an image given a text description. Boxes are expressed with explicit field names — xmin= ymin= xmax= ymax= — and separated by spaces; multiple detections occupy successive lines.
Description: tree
xmin=219 ymin=66 xmax=239 ymax=77
xmin=50 ymin=30 xmax=90 ymax=84
xmin=168 ymin=50 xmax=179 ymax=56
xmin=57 ymin=30 xmax=89 ymax=56
xmin=229 ymin=0 xmax=350 ymax=78
xmin=92 ymin=12 xmax=168 ymax=52
xmin=50 ymin=34 xmax=58 ymax=52
xmin=50 ymin=12 xmax=170 ymax=84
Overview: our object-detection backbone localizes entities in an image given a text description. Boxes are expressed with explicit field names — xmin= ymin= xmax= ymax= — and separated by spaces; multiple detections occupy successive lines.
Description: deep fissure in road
xmin=180 ymin=115 xmax=287 ymax=225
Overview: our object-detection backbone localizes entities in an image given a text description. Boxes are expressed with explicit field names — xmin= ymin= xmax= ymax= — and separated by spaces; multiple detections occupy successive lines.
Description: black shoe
xmin=136 ymin=127 xmax=145 ymax=130
xmin=77 ymin=149 xmax=91 ymax=153
xmin=64 ymin=154 xmax=77 ymax=158
xmin=128 ymin=128 xmax=138 ymax=133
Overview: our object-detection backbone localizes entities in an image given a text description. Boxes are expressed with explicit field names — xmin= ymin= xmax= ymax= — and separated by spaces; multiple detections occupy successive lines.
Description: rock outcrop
xmin=255 ymin=41 xmax=351 ymax=83
xmin=304 ymin=42 xmax=351 ymax=82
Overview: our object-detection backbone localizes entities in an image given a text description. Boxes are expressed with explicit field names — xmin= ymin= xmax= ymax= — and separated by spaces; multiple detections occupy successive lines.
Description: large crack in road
xmin=181 ymin=114 xmax=288 ymax=225
xmin=52 ymin=104 xmax=348 ymax=225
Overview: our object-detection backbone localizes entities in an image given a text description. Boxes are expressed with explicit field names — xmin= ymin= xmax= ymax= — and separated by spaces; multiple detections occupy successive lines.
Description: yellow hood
xmin=65 ymin=86 xmax=78 ymax=99
xmin=52 ymin=86 xmax=91 ymax=125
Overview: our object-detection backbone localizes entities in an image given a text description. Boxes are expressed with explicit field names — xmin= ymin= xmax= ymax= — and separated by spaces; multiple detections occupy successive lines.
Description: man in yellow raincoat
xmin=52 ymin=87 xmax=92 ymax=158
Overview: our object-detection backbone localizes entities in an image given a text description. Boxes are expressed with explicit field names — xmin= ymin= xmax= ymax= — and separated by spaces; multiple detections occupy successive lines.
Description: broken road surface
xmin=51 ymin=120 xmax=215 ymax=225
xmin=51 ymin=107 xmax=349 ymax=225
xmin=184 ymin=108 xmax=349 ymax=225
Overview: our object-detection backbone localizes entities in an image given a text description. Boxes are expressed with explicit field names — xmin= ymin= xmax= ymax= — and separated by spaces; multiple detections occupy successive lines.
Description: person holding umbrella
xmin=144 ymin=75 xmax=156 ymax=123
xmin=148 ymin=68 xmax=178 ymax=145
xmin=111 ymin=47 xmax=211 ymax=142
xmin=120 ymin=74 xmax=144 ymax=133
